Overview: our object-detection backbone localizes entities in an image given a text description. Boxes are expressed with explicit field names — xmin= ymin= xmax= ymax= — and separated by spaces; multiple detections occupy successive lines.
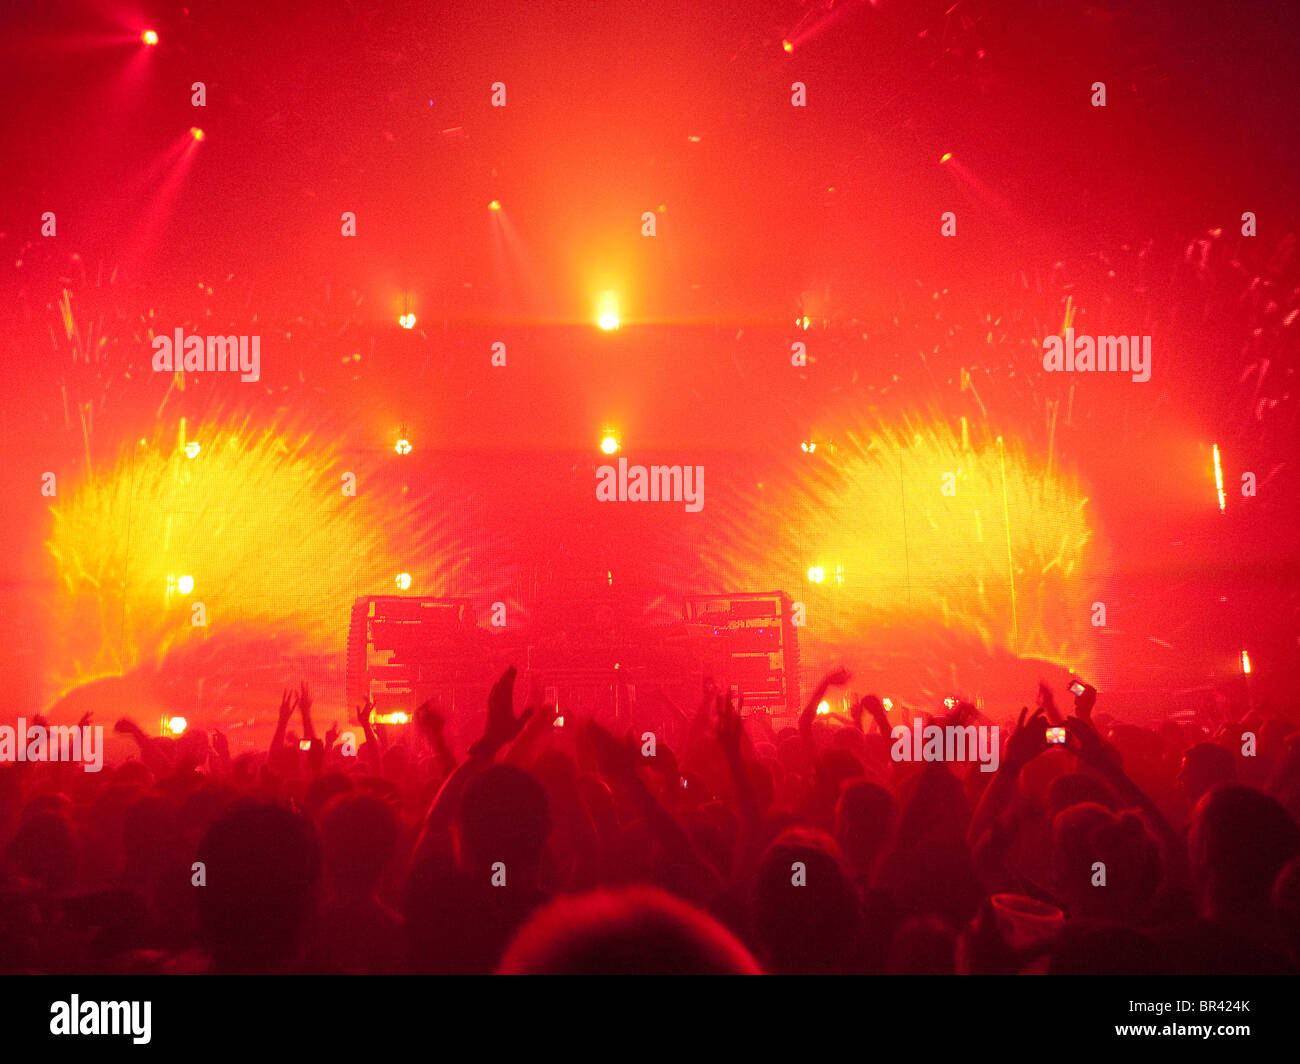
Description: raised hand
xmin=717 ymin=689 xmax=744 ymax=762
xmin=1004 ymin=706 xmax=1050 ymax=770
xmin=474 ymin=666 xmax=533 ymax=756
xmin=1036 ymin=681 xmax=1060 ymax=723
xmin=414 ymin=699 xmax=444 ymax=739
xmin=1071 ymin=679 xmax=1097 ymax=724
xmin=823 ymin=666 xmax=852 ymax=688
xmin=853 ymin=694 xmax=891 ymax=735
xmin=296 ymin=681 xmax=313 ymax=719
xmin=585 ymin=720 xmax=638 ymax=781
xmin=278 ymin=688 xmax=296 ymax=726
xmin=1063 ymin=714 xmax=1118 ymax=771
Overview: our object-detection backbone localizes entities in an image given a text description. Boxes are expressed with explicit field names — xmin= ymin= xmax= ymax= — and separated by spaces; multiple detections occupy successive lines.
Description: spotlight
xmin=1241 ymin=650 xmax=1252 ymax=675
xmin=141 ymin=29 xmax=158 ymax=46
xmin=807 ymin=565 xmax=825 ymax=584
xmin=399 ymin=313 xmax=416 ymax=329
xmin=177 ymin=575 xmax=194 ymax=594
xmin=394 ymin=439 xmax=412 ymax=455
xmin=782 ymin=40 xmax=794 ymax=53
xmin=597 ymin=291 xmax=620 ymax=331
xmin=396 ymin=572 xmax=411 ymax=590
xmin=882 ymin=698 xmax=894 ymax=712
xmin=489 ymin=200 xmax=501 ymax=211
xmin=184 ymin=441 xmax=201 ymax=459
xmin=600 ymin=433 xmax=620 ymax=455
xmin=1212 ymin=443 xmax=1226 ymax=513
xmin=190 ymin=127 xmax=205 ymax=142
xmin=939 ymin=152 xmax=953 ymax=165
xmin=167 ymin=716 xmax=187 ymax=735
xmin=816 ymin=700 xmax=830 ymax=715
xmin=800 ymin=439 xmax=816 ymax=454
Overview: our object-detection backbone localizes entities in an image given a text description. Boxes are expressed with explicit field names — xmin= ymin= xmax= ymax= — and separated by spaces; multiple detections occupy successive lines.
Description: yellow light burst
xmin=45 ymin=417 xmax=464 ymax=694
xmin=706 ymin=412 xmax=1096 ymax=701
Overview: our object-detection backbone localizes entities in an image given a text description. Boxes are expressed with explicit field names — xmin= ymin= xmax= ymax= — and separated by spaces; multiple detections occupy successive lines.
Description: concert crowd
xmin=3 ymin=667 xmax=1299 ymax=974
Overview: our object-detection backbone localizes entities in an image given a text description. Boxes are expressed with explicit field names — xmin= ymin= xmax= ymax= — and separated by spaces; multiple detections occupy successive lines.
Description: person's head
xmin=458 ymin=765 xmax=550 ymax=879
xmin=1189 ymin=785 xmax=1300 ymax=925
xmin=834 ymin=779 xmax=897 ymax=879
xmin=752 ymin=827 xmax=860 ymax=973
xmin=1077 ymin=810 xmax=1163 ymax=923
xmin=175 ymin=728 xmax=210 ymax=771
xmin=304 ymin=772 xmax=355 ymax=819
xmin=1271 ymin=855 xmax=1300 ymax=966
xmin=7 ymin=809 xmax=79 ymax=892
xmin=321 ymin=794 xmax=400 ymax=897
xmin=1051 ymin=802 xmax=1115 ymax=914
xmin=196 ymin=802 xmax=320 ymax=972
xmin=1178 ymin=743 xmax=1235 ymax=807
xmin=499 ymin=887 xmax=761 ymax=973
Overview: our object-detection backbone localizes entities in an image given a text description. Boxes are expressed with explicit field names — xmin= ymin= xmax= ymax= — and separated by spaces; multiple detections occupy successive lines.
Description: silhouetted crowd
xmin=4 ymin=667 xmax=1300 ymax=974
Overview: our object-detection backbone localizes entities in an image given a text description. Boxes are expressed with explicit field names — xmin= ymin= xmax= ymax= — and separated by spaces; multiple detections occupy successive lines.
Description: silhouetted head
xmin=196 ymin=802 xmax=320 ymax=972
xmin=7 ymin=809 xmax=79 ymax=892
xmin=459 ymin=765 xmax=550 ymax=876
xmin=753 ymin=827 xmax=860 ymax=973
xmin=1271 ymin=855 xmax=1300 ymax=965
xmin=499 ymin=887 xmax=761 ymax=974
xmin=1178 ymin=742 xmax=1235 ymax=807
xmin=835 ymin=779 xmax=897 ymax=879
xmin=1050 ymin=807 xmax=1162 ymax=923
xmin=322 ymin=794 xmax=400 ymax=896
xmin=1189 ymin=785 xmax=1300 ymax=923
xmin=304 ymin=772 xmax=355 ymax=819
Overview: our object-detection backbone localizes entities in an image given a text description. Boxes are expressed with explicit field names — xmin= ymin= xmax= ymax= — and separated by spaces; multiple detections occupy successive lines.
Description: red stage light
xmin=142 ymin=30 xmax=158 ymax=46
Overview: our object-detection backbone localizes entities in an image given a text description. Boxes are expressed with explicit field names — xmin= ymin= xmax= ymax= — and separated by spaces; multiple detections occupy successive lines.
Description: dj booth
xmin=345 ymin=592 xmax=801 ymax=734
